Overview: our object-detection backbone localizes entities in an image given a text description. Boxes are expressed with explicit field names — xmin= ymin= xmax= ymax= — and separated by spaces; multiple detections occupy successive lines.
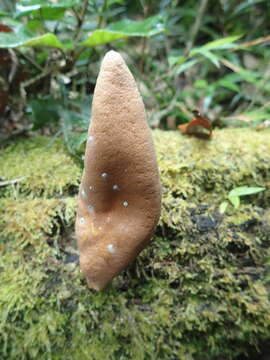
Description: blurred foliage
xmin=0 ymin=0 xmax=270 ymax=153
xmin=0 ymin=129 xmax=270 ymax=359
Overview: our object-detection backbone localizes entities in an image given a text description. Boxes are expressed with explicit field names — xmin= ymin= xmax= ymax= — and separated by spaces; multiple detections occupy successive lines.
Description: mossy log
xmin=0 ymin=128 xmax=270 ymax=360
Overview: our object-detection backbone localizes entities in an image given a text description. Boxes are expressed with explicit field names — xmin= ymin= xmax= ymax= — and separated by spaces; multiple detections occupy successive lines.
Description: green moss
xmin=154 ymin=128 xmax=270 ymax=205
xmin=0 ymin=136 xmax=81 ymax=196
xmin=0 ymin=197 xmax=76 ymax=248
xmin=223 ymin=205 xmax=260 ymax=226
xmin=0 ymin=129 xmax=270 ymax=360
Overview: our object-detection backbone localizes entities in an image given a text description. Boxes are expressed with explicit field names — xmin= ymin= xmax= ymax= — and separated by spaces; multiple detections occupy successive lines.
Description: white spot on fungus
xmin=123 ymin=201 xmax=128 ymax=207
xmin=101 ymin=172 xmax=108 ymax=179
xmin=79 ymin=217 xmax=85 ymax=224
xmin=107 ymin=244 xmax=115 ymax=254
xmin=87 ymin=205 xmax=95 ymax=214
xmin=87 ymin=135 xmax=94 ymax=142
xmin=81 ymin=189 xmax=86 ymax=198
xmin=112 ymin=184 xmax=119 ymax=191
xmin=89 ymin=186 xmax=93 ymax=191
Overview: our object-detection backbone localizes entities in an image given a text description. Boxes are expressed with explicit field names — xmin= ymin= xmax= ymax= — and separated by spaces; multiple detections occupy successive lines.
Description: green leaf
xmin=64 ymin=131 xmax=87 ymax=155
xmin=218 ymin=79 xmax=240 ymax=92
xmin=108 ymin=0 xmax=124 ymax=5
xmin=29 ymin=97 xmax=61 ymax=130
xmin=236 ymin=69 xmax=260 ymax=83
xmin=168 ymin=55 xmax=179 ymax=67
xmin=197 ymin=48 xmax=220 ymax=67
xmin=80 ymin=15 xmax=164 ymax=47
xmin=219 ymin=201 xmax=229 ymax=214
xmin=233 ymin=0 xmax=264 ymax=15
xmin=202 ymin=35 xmax=242 ymax=50
xmin=24 ymin=33 xmax=63 ymax=47
xmin=61 ymin=104 xmax=90 ymax=154
xmin=0 ymin=10 xmax=9 ymax=16
xmin=229 ymin=186 xmax=265 ymax=197
xmin=218 ymin=60 xmax=260 ymax=84
xmin=175 ymin=59 xmax=198 ymax=75
xmin=15 ymin=0 xmax=78 ymax=19
xmin=190 ymin=36 xmax=242 ymax=59
xmin=0 ymin=27 xmax=63 ymax=48
xmin=176 ymin=56 xmax=186 ymax=65
xmin=80 ymin=30 xmax=125 ymax=47
xmin=109 ymin=16 xmax=164 ymax=35
xmin=228 ymin=195 xmax=240 ymax=209
xmin=194 ymin=79 xmax=208 ymax=88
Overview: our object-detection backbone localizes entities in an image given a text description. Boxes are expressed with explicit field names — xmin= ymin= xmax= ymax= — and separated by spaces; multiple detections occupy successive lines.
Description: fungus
xmin=75 ymin=50 xmax=161 ymax=290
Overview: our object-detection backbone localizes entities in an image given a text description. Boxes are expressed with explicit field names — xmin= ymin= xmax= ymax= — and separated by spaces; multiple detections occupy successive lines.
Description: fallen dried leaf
xmin=178 ymin=110 xmax=212 ymax=139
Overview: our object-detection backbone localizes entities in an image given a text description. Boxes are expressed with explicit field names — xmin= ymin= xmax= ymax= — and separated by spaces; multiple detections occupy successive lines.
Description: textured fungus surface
xmin=0 ymin=129 xmax=270 ymax=360
xmin=76 ymin=51 xmax=161 ymax=290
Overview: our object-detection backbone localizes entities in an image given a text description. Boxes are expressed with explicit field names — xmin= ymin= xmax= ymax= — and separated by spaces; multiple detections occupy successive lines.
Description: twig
xmin=0 ymin=177 xmax=25 ymax=187
xmin=8 ymin=49 xmax=18 ymax=85
xmin=139 ymin=38 xmax=147 ymax=73
xmin=73 ymin=0 xmax=89 ymax=41
xmin=97 ymin=0 xmax=108 ymax=28
xmin=220 ymin=58 xmax=242 ymax=73
xmin=232 ymin=35 xmax=270 ymax=51
xmin=17 ymin=69 xmax=52 ymax=121
xmin=72 ymin=7 xmax=81 ymax=24
xmin=15 ymin=49 xmax=43 ymax=72
xmin=38 ymin=9 xmax=46 ymax=30
xmin=20 ymin=69 xmax=52 ymax=103
xmin=184 ymin=0 xmax=209 ymax=56
xmin=69 ymin=0 xmax=90 ymax=67
xmin=138 ymin=0 xmax=148 ymax=73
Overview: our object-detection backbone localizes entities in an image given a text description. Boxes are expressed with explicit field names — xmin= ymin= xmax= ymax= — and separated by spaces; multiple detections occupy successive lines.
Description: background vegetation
xmin=0 ymin=0 xmax=270 ymax=153
xmin=0 ymin=1 xmax=270 ymax=359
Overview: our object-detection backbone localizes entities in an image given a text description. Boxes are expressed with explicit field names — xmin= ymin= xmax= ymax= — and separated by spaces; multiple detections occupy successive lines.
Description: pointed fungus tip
xmin=102 ymin=50 xmax=124 ymax=67
xmin=105 ymin=49 xmax=121 ymax=58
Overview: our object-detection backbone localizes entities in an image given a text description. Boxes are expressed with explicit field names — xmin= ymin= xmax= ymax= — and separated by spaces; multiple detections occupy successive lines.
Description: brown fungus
xmin=75 ymin=51 xmax=161 ymax=290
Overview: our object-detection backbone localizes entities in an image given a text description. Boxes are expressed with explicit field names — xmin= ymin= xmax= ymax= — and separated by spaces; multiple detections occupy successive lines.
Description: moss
xmin=154 ymin=128 xmax=270 ymax=205
xmin=0 ymin=197 xmax=76 ymax=248
xmin=0 ymin=129 xmax=270 ymax=360
xmin=0 ymin=136 xmax=81 ymax=196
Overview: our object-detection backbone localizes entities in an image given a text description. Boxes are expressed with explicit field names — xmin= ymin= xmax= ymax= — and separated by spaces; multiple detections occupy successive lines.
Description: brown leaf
xmin=178 ymin=110 xmax=212 ymax=139
xmin=0 ymin=24 xmax=13 ymax=33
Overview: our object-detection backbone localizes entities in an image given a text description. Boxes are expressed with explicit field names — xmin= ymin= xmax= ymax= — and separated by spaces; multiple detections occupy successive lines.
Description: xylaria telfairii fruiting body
xmin=75 ymin=51 xmax=161 ymax=290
